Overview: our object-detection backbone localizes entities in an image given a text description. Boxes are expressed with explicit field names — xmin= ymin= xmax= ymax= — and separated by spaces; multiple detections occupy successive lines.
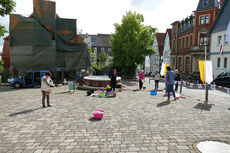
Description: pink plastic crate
xmin=93 ymin=110 xmax=104 ymax=120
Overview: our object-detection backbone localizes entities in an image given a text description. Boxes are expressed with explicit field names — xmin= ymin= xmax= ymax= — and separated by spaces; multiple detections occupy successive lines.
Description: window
xmin=190 ymin=35 xmax=193 ymax=47
xmin=179 ymin=57 xmax=183 ymax=72
xmin=199 ymin=32 xmax=207 ymax=46
xmin=186 ymin=57 xmax=190 ymax=73
xmin=25 ymin=72 xmax=33 ymax=84
xmin=173 ymin=39 xmax=176 ymax=50
xmin=224 ymin=58 xmax=227 ymax=68
xmin=101 ymin=48 xmax=104 ymax=51
xmin=205 ymin=15 xmax=209 ymax=24
xmin=200 ymin=16 xmax=205 ymax=25
xmin=217 ymin=36 xmax=222 ymax=45
xmin=203 ymin=0 xmax=209 ymax=6
xmin=224 ymin=34 xmax=227 ymax=44
xmin=179 ymin=39 xmax=181 ymax=49
xmin=182 ymin=38 xmax=184 ymax=49
xmin=217 ymin=58 xmax=221 ymax=68
xmin=186 ymin=36 xmax=189 ymax=48
xmin=199 ymin=15 xmax=210 ymax=25
xmin=108 ymin=48 xmax=112 ymax=52
xmin=34 ymin=72 xmax=40 ymax=83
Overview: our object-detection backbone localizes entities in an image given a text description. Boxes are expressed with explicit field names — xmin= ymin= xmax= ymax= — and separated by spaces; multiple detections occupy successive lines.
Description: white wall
xmin=144 ymin=38 xmax=160 ymax=73
xmin=210 ymin=30 xmax=230 ymax=78
xmin=162 ymin=32 xmax=171 ymax=64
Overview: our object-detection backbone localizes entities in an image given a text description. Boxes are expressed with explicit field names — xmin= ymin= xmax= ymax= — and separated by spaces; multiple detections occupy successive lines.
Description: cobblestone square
xmin=0 ymin=80 xmax=230 ymax=153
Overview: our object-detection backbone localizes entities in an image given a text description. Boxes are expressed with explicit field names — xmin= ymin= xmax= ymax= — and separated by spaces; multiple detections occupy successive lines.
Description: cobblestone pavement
xmin=0 ymin=79 xmax=230 ymax=153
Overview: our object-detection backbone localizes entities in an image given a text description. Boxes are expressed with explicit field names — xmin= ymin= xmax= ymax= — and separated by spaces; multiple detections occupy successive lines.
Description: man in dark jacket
xmin=109 ymin=69 xmax=117 ymax=92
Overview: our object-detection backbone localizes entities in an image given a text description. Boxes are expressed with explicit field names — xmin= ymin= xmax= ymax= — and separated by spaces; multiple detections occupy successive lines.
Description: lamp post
xmin=200 ymin=33 xmax=209 ymax=106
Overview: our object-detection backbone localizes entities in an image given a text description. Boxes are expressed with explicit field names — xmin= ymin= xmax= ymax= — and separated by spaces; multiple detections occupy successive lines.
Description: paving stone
xmin=0 ymin=81 xmax=229 ymax=153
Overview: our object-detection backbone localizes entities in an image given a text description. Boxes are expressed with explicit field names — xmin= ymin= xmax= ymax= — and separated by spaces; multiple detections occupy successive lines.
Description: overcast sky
xmin=0 ymin=0 xmax=199 ymax=53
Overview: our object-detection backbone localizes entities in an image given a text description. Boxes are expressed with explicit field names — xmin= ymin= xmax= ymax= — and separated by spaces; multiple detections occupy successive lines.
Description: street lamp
xmin=200 ymin=33 xmax=209 ymax=106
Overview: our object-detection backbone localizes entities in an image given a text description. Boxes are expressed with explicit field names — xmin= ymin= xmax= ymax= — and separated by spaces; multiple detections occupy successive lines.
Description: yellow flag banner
xmin=198 ymin=60 xmax=205 ymax=84
xmin=164 ymin=64 xmax=170 ymax=77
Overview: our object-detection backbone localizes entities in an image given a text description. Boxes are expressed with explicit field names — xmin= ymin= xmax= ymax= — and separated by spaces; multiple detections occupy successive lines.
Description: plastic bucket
xmin=150 ymin=90 xmax=157 ymax=95
xmin=99 ymin=92 xmax=105 ymax=98
xmin=93 ymin=110 xmax=104 ymax=120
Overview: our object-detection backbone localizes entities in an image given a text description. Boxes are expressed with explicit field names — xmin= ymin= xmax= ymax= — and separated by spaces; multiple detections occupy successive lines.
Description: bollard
xmin=180 ymin=80 xmax=183 ymax=94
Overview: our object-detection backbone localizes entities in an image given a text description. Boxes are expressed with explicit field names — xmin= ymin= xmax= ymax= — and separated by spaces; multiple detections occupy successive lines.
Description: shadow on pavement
xmin=54 ymin=91 xmax=70 ymax=94
xmin=88 ymin=117 xmax=101 ymax=122
xmin=194 ymin=103 xmax=214 ymax=111
xmin=156 ymin=101 xmax=170 ymax=107
xmin=122 ymin=80 xmax=138 ymax=87
xmin=0 ymin=86 xmax=38 ymax=93
xmin=9 ymin=107 xmax=43 ymax=117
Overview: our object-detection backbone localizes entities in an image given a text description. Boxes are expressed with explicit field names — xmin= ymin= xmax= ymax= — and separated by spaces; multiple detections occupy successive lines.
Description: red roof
xmin=156 ymin=33 xmax=165 ymax=56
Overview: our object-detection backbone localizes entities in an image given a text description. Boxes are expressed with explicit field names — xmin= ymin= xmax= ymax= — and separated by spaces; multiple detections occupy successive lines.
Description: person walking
xmin=154 ymin=71 xmax=160 ymax=90
xmin=109 ymin=69 xmax=117 ymax=92
xmin=166 ymin=66 xmax=176 ymax=101
xmin=41 ymin=72 xmax=54 ymax=107
xmin=174 ymin=69 xmax=181 ymax=91
xmin=139 ymin=70 xmax=145 ymax=89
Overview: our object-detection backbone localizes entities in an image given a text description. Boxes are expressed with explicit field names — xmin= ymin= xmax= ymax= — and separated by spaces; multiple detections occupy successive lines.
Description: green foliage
xmin=0 ymin=0 xmax=16 ymax=37
xmin=97 ymin=51 xmax=108 ymax=65
xmin=91 ymin=62 xmax=112 ymax=75
xmin=0 ymin=25 xmax=8 ymax=37
xmin=111 ymin=11 xmax=157 ymax=77
xmin=0 ymin=60 xmax=4 ymax=71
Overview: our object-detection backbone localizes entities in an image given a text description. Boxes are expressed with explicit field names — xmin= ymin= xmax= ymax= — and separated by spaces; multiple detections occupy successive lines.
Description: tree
xmin=0 ymin=0 xmax=16 ymax=37
xmin=97 ymin=51 xmax=108 ymax=65
xmin=111 ymin=11 xmax=157 ymax=77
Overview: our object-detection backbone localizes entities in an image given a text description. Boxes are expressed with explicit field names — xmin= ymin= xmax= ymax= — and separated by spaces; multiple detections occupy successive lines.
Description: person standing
xmin=109 ymin=69 xmax=117 ymax=92
xmin=166 ymin=66 xmax=176 ymax=101
xmin=154 ymin=71 xmax=160 ymax=90
xmin=139 ymin=70 xmax=145 ymax=89
xmin=41 ymin=72 xmax=54 ymax=107
xmin=174 ymin=69 xmax=181 ymax=91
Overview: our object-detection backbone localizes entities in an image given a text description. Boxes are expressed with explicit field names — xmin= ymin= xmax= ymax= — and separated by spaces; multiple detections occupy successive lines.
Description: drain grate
xmin=196 ymin=141 xmax=230 ymax=153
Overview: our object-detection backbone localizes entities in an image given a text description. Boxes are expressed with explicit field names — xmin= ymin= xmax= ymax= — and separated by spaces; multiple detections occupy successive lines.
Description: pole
xmin=180 ymin=80 xmax=183 ymax=94
xmin=204 ymin=44 xmax=208 ymax=105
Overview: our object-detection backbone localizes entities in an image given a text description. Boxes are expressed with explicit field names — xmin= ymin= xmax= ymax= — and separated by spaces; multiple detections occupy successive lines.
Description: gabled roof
xmin=209 ymin=0 xmax=230 ymax=33
xmin=165 ymin=29 xmax=172 ymax=49
xmin=196 ymin=0 xmax=219 ymax=12
xmin=156 ymin=33 xmax=165 ymax=56
xmin=166 ymin=29 xmax=172 ymax=41
xmin=97 ymin=34 xmax=111 ymax=47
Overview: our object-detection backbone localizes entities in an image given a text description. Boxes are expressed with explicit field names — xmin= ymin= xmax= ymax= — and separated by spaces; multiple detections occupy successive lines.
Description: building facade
xmin=209 ymin=0 xmax=230 ymax=78
xmin=171 ymin=0 xmax=221 ymax=76
xmin=162 ymin=29 xmax=172 ymax=66
xmin=144 ymin=33 xmax=165 ymax=74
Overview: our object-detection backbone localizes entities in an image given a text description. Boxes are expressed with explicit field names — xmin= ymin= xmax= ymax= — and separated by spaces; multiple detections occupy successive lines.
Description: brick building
xmin=171 ymin=0 xmax=222 ymax=77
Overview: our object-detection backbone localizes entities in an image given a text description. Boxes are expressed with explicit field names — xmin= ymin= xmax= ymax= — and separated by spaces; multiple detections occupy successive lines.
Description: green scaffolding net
xmin=9 ymin=0 xmax=90 ymax=72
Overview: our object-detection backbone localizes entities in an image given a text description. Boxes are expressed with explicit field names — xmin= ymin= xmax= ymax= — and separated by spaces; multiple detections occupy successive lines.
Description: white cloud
xmin=131 ymin=0 xmax=163 ymax=11
xmin=0 ymin=0 xmax=200 ymax=51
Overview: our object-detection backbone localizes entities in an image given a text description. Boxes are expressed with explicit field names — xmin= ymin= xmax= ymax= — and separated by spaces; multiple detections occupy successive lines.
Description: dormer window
xmin=203 ymin=0 xmax=209 ymax=6
xmin=199 ymin=14 xmax=210 ymax=25
xmin=200 ymin=16 xmax=205 ymax=25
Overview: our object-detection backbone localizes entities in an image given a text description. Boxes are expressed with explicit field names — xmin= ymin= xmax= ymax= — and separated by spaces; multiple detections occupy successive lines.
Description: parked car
xmin=212 ymin=71 xmax=230 ymax=88
xmin=144 ymin=72 xmax=152 ymax=77
xmin=116 ymin=71 xmax=123 ymax=77
xmin=7 ymin=76 xmax=14 ymax=83
xmin=188 ymin=71 xmax=203 ymax=84
xmin=10 ymin=70 xmax=49 ymax=88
